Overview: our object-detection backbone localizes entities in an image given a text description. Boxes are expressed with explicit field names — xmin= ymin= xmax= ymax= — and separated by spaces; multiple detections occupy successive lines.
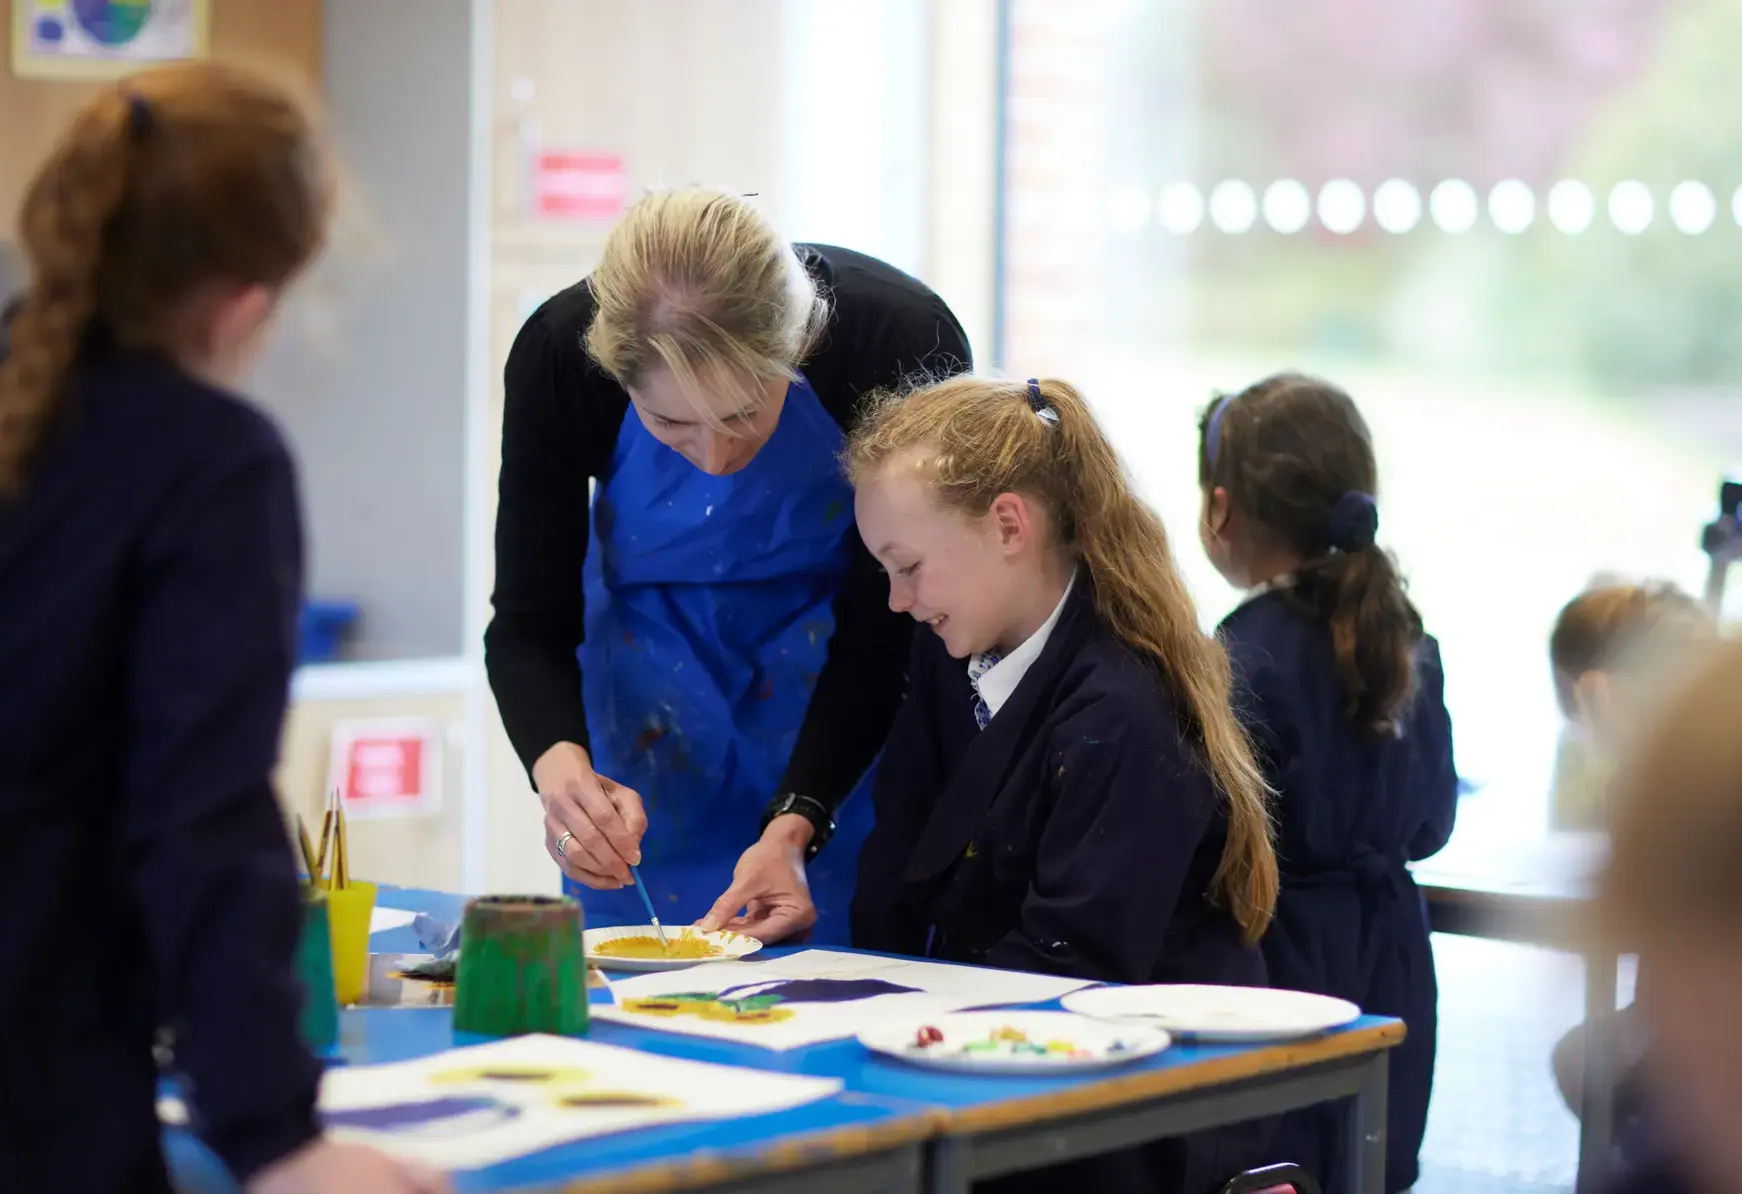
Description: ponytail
xmin=0 ymin=64 xmax=329 ymax=501
xmin=1295 ymin=545 xmax=1422 ymax=736
xmin=1044 ymin=380 xmax=1277 ymax=941
xmin=0 ymin=93 xmax=134 ymax=498
xmin=1200 ymin=373 xmax=1423 ymax=736
xmin=849 ymin=374 xmax=1279 ymax=943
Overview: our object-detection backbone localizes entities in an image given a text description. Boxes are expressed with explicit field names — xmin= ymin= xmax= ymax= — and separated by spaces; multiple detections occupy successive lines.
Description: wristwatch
xmin=760 ymin=792 xmax=835 ymax=861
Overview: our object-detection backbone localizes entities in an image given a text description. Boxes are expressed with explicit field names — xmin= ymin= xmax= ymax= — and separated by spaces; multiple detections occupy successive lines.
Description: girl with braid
xmin=0 ymin=65 xmax=443 ymax=1194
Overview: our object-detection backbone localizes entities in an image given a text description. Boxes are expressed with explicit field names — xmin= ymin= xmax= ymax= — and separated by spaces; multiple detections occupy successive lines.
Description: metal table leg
xmin=1578 ymin=947 xmax=1619 ymax=1184
xmin=1343 ymin=1051 xmax=1389 ymax=1194
xmin=921 ymin=1051 xmax=1393 ymax=1194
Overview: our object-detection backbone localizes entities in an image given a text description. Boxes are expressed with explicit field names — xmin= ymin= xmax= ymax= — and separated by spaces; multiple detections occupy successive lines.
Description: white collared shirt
xmin=1231 ymin=572 xmax=1293 ymax=615
xmin=969 ymin=570 xmax=1078 ymax=722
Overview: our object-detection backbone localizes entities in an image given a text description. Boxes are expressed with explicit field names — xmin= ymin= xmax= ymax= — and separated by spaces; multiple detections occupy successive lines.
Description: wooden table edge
xmin=936 ymin=1020 xmax=1407 ymax=1136
xmin=522 ymin=1099 xmax=942 ymax=1194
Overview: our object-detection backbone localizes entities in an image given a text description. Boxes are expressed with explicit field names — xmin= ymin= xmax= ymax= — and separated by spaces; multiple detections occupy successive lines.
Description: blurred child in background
xmin=1545 ymin=579 xmax=1716 ymax=1190
xmin=1548 ymin=579 xmax=1715 ymax=831
xmin=1593 ymin=637 xmax=1742 ymax=1194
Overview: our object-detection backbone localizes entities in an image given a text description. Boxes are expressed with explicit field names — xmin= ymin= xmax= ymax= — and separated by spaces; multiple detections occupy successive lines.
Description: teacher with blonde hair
xmin=486 ymin=187 xmax=971 ymax=944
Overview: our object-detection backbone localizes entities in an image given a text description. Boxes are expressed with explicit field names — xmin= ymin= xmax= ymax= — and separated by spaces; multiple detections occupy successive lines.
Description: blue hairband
xmin=1326 ymin=490 xmax=1380 ymax=552
xmin=1026 ymin=378 xmax=1058 ymax=425
xmin=1204 ymin=395 xmax=1230 ymax=476
xmin=125 ymin=93 xmax=153 ymax=141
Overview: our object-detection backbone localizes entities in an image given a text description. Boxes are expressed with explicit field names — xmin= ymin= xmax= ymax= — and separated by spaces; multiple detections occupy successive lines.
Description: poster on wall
xmin=530 ymin=151 xmax=625 ymax=223
xmin=12 ymin=0 xmax=211 ymax=81
xmin=326 ymin=717 xmax=444 ymax=822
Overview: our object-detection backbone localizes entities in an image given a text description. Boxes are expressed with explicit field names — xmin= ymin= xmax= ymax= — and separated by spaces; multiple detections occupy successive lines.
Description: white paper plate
xmin=859 ymin=1010 xmax=1170 ymax=1074
xmin=1061 ymin=984 xmax=1361 ymax=1042
xmin=582 ymin=925 xmax=761 ymax=972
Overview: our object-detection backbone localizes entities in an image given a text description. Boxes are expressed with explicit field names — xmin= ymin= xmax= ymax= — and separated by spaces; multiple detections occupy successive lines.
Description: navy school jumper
xmin=854 ymin=576 xmax=1274 ymax=1194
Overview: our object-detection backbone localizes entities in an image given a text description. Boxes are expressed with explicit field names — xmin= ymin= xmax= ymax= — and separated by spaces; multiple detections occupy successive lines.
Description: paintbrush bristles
xmin=314 ymin=789 xmax=349 ymax=890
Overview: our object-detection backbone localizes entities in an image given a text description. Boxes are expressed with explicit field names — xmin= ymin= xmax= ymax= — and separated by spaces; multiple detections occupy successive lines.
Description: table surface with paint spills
xmin=172 ymin=887 xmax=1405 ymax=1193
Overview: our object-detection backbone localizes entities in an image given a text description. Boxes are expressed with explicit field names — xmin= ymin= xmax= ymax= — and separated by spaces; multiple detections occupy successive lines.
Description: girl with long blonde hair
xmin=849 ymin=374 xmax=1277 ymax=1194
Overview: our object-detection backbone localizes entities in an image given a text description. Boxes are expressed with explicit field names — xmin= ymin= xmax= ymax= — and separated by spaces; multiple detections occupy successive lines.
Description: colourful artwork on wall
xmin=12 ymin=1 xmax=210 ymax=80
xmin=317 ymin=1034 xmax=841 ymax=1170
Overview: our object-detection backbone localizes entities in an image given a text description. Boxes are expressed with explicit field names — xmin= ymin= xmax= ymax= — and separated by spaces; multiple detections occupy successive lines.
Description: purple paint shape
xmin=323 ymin=1095 xmax=518 ymax=1137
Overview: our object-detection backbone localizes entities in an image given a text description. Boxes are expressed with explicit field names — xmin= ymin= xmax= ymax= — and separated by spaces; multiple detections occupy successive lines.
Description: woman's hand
xmin=247 ymin=1139 xmax=448 ymax=1194
xmin=533 ymin=742 xmax=646 ymax=889
xmin=696 ymin=814 xmax=817 ymax=942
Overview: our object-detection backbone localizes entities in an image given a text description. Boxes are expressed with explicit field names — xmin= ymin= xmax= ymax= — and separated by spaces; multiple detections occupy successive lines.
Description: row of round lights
xmin=1107 ymin=179 xmax=1736 ymax=236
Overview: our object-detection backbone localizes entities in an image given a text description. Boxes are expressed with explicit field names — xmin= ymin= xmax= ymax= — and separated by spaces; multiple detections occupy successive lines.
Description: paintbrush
xmin=314 ymin=789 xmax=336 ymax=884
xmin=331 ymin=790 xmax=349 ymax=891
xmin=628 ymin=865 xmax=669 ymax=951
xmin=295 ymin=815 xmax=319 ymax=886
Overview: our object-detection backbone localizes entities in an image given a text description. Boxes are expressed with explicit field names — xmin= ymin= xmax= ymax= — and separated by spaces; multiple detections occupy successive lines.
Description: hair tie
xmin=1326 ymin=491 xmax=1379 ymax=552
xmin=125 ymin=93 xmax=154 ymax=141
xmin=1026 ymin=378 xmax=1058 ymax=425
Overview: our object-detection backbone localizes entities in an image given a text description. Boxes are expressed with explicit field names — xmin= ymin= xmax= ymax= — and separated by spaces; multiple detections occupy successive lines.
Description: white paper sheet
xmin=592 ymin=949 xmax=1093 ymax=1050
xmin=368 ymin=907 xmax=419 ymax=936
xmin=318 ymin=1034 xmax=841 ymax=1170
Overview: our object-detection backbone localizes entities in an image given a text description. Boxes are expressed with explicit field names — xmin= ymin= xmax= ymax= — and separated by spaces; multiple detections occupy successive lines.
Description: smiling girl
xmin=848 ymin=375 xmax=1279 ymax=1194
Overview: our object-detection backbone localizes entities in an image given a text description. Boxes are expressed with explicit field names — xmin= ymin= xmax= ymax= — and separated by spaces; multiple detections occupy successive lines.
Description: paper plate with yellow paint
xmin=583 ymin=925 xmax=761 ymax=972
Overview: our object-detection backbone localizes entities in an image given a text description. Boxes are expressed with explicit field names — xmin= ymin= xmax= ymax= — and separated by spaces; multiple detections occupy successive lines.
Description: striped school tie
xmin=967 ymin=650 xmax=1002 ymax=729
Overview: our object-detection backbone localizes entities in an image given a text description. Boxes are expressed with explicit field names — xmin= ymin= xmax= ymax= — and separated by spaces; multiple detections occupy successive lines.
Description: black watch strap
xmin=761 ymin=793 xmax=835 ymax=861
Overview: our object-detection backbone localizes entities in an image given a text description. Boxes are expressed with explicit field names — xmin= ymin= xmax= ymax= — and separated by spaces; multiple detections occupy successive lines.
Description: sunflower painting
xmin=316 ymin=1033 xmax=842 ymax=1169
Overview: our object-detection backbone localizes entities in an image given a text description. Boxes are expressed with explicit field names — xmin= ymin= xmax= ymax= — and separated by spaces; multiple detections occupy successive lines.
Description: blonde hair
xmin=0 ymin=62 xmax=329 ymax=499
xmin=1549 ymin=580 xmax=1714 ymax=720
xmin=584 ymin=187 xmax=828 ymax=425
xmin=1597 ymin=637 xmax=1742 ymax=945
xmin=847 ymin=376 xmax=1279 ymax=943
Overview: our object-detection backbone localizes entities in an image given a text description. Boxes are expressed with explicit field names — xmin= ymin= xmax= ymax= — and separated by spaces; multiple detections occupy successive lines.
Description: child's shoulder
xmin=1218 ymin=590 xmax=1327 ymax=683
xmin=77 ymin=348 xmax=292 ymax=476
xmin=1219 ymin=588 xmax=1318 ymax=654
xmin=1220 ymin=590 xmax=1448 ymax=684
xmin=1049 ymin=625 xmax=1187 ymax=740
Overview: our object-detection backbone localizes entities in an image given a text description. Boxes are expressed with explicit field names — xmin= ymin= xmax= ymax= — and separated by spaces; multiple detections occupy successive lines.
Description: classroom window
xmin=997 ymin=0 xmax=1734 ymax=838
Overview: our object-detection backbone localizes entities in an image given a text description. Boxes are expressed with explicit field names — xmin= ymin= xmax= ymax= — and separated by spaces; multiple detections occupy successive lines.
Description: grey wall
xmin=254 ymin=0 xmax=474 ymax=660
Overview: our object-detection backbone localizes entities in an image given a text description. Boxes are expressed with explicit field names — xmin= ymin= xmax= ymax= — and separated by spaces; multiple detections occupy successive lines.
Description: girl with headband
xmin=1198 ymin=373 xmax=1458 ymax=1194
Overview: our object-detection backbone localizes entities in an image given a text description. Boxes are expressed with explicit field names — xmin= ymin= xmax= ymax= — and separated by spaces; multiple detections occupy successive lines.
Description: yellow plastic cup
xmin=324 ymin=881 xmax=378 ymax=1006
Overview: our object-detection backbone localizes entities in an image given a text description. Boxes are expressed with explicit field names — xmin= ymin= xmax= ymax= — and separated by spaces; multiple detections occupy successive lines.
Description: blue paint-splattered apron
xmin=569 ymin=375 xmax=875 ymax=946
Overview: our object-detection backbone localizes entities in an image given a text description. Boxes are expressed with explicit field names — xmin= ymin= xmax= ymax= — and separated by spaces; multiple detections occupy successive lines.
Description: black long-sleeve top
xmin=484 ymin=244 xmax=972 ymax=819
xmin=0 ymin=335 xmax=320 ymax=1191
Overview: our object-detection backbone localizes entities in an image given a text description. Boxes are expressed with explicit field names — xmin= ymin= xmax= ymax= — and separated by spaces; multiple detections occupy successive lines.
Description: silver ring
xmin=555 ymin=831 xmax=573 ymax=859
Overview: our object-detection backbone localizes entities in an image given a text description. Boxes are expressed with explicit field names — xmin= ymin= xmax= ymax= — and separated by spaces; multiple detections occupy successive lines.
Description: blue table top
xmin=351 ymin=889 xmax=1401 ymax=1191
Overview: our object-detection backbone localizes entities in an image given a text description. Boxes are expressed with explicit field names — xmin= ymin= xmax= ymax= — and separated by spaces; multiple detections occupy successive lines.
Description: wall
xmin=778 ymin=0 xmax=930 ymax=277
xmin=276 ymin=682 xmax=467 ymax=892
xmin=247 ymin=0 xmax=476 ymax=662
xmin=927 ymin=0 xmax=1000 ymax=364
xmin=0 ymin=0 xmax=322 ymax=239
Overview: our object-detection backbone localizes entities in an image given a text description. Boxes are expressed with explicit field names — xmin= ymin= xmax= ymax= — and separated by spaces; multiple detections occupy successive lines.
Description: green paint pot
xmin=453 ymin=894 xmax=588 ymax=1038
xmin=295 ymin=890 xmax=341 ymax=1052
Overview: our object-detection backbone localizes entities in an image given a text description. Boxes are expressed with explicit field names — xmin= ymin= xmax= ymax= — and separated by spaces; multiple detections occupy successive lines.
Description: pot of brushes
xmin=292 ymin=815 xmax=340 ymax=1052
